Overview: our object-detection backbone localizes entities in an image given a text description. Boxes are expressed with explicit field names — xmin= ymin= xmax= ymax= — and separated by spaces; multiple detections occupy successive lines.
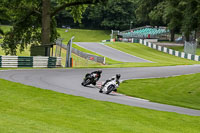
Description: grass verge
xmin=0 ymin=78 xmax=200 ymax=133
xmin=118 ymin=73 xmax=200 ymax=110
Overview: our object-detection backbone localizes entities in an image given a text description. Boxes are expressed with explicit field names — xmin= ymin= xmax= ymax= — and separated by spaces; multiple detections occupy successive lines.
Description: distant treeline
xmin=55 ymin=0 xmax=200 ymax=41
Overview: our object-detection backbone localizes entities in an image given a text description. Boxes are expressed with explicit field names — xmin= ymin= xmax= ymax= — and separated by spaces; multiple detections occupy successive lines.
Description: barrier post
xmin=66 ymin=36 xmax=75 ymax=67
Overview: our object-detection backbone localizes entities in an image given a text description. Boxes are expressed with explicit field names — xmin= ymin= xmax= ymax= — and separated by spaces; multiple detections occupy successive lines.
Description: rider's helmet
xmin=97 ymin=69 xmax=102 ymax=74
xmin=111 ymin=76 xmax=115 ymax=80
xmin=116 ymin=74 xmax=121 ymax=80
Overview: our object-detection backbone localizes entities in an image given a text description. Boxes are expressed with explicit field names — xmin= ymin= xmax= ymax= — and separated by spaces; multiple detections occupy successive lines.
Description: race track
xmin=74 ymin=42 xmax=152 ymax=62
xmin=1 ymin=65 xmax=200 ymax=116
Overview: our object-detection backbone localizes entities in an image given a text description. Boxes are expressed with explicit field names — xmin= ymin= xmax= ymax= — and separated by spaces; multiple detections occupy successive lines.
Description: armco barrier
xmin=33 ymin=56 xmax=49 ymax=68
xmin=18 ymin=56 xmax=33 ymax=67
xmin=71 ymin=48 xmax=105 ymax=64
xmin=0 ymin=56 xmax=62 ymax=68
xmin=1 ymin=56 xmax=18 ymax=67
xmin=57 ymin=43 xmax=105 ymax=64
xmin=139 ymin=39 xmax=200 ymax=61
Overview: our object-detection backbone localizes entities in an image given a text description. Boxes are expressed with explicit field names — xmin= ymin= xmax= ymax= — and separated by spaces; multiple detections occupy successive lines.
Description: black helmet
xmin=116 ymin=74 xmax=121 ymax=79
xmin=97 ymin=69 xmax=102 ymax=73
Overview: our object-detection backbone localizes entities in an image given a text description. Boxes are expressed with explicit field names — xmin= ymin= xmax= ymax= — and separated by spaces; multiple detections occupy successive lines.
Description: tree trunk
xmin=170 ymin=29 xmax=175 ymax=42
xmin=42 ymin=0 xmax=51 ymax=56
xmin=185 ymin=32 xmax=190 ymax=42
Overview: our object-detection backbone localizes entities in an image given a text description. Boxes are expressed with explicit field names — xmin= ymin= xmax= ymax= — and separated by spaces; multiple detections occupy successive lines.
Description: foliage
xmin=136 ymin=0 xmax=200 ymax=41
xmin=148 ymin=1 xmax=167 ymax=26
xmin=179 ymin=0 xmax=199 ymax=40
xmin=1 ymin=0 xmax=200 ymax=54
xmin=0 ymin=0 xmax=107 ymax=55
xmin=100 ymin=0 xmax=137 ymax=30
xmin=0 ymin=28 xmax=3 ymax=35
xmin=135 ymin=0 xmax=164 ymax=25
xmin=56 ymin=0 xmax=138 ymax=30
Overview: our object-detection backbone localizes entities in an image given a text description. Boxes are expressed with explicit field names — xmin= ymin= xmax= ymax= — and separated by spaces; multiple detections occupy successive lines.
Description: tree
xmin=148 ymin=1 xmax=167 ymax=27
xmin=80 ymin=0 xmax=138 ymax=30
xmin=1 ymin=0 xmax=107 ymax=55
xmin=163 ymin=0 xmax=182 ymax=41
xmin=100 ymin=0 xmax=137 ymax=30
xmin=179 ymin=0 xmax=200 ymax=41
xmin=135 ymin=0 xmax=164 ymax=25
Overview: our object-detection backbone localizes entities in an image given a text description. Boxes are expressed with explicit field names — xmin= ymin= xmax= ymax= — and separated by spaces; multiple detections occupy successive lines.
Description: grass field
xmin=57 ymin=28 xmax=110 ymax=43
xmin=0 ymin=25 xmax=110 ymax=43
xmin=118 ymin=73 xmax=200 ymax=110
xmin=0 ymin=78 xmax=200 ymax=133
xmin=0 ymin=25 xmax=110 ymax=45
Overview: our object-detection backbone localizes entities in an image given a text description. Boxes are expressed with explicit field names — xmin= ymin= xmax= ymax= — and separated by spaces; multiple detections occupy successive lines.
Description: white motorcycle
xmin=100 ymin=79 xmax=119 ymax=94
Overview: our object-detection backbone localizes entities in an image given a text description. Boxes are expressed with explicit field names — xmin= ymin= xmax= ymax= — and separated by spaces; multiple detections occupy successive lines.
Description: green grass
xmin=118 ymin=73 xmax=200 ymax=110
xmin=57 ymin=28 xmax=110 ymax=43
xmin=105 ymin=42 xmax=200 ymax=67
xmin=0 ymin=25 xmax=110 ymax=44
xmin=1 ymin=78 xmax=200 ymax=133
xmin=167 ymin=46 xmax=200 ymax=56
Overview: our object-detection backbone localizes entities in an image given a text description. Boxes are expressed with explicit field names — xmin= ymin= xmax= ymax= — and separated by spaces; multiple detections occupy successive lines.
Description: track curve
xmin=1 ymin=65 xmax=200 ymax=116
xmin=74 ymin=42 xmax=152 ymax=62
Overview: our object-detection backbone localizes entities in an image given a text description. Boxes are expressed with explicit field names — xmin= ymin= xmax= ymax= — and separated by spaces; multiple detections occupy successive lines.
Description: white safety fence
xmin=0 ymin=56 xmax=62 ymax=68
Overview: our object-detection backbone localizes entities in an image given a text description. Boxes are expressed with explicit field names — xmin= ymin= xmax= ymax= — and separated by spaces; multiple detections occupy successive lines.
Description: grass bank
xmin=105 ymin=42 xmax=200 ymax=67
xmin=0 ymin=78 xmax=200 ymax=133
xmin=118 ymin=73 xmax=200 ymax=110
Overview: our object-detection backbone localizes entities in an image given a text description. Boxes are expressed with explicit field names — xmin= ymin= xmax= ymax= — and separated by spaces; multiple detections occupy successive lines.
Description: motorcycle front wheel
xmin=106 ymin=85 xmax=115 ymax=94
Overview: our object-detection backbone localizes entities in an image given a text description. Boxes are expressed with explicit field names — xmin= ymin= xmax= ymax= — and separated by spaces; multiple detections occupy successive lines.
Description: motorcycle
xmin=81 ymin=73 xmax=100 ymax=86
xmin=100 ymin=79 xmax=119 ymax=94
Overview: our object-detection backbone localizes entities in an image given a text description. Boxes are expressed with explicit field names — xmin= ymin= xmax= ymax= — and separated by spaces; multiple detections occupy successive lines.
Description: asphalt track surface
xmin=74 ymin=42 xmax=152 ymax=62
xmin=1 ymin=65 xmax=200 ymax=116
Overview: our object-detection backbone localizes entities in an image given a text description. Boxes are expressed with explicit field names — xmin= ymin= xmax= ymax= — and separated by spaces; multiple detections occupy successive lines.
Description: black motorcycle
xmin=81 ymin=73 xmax=100 ymax=86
